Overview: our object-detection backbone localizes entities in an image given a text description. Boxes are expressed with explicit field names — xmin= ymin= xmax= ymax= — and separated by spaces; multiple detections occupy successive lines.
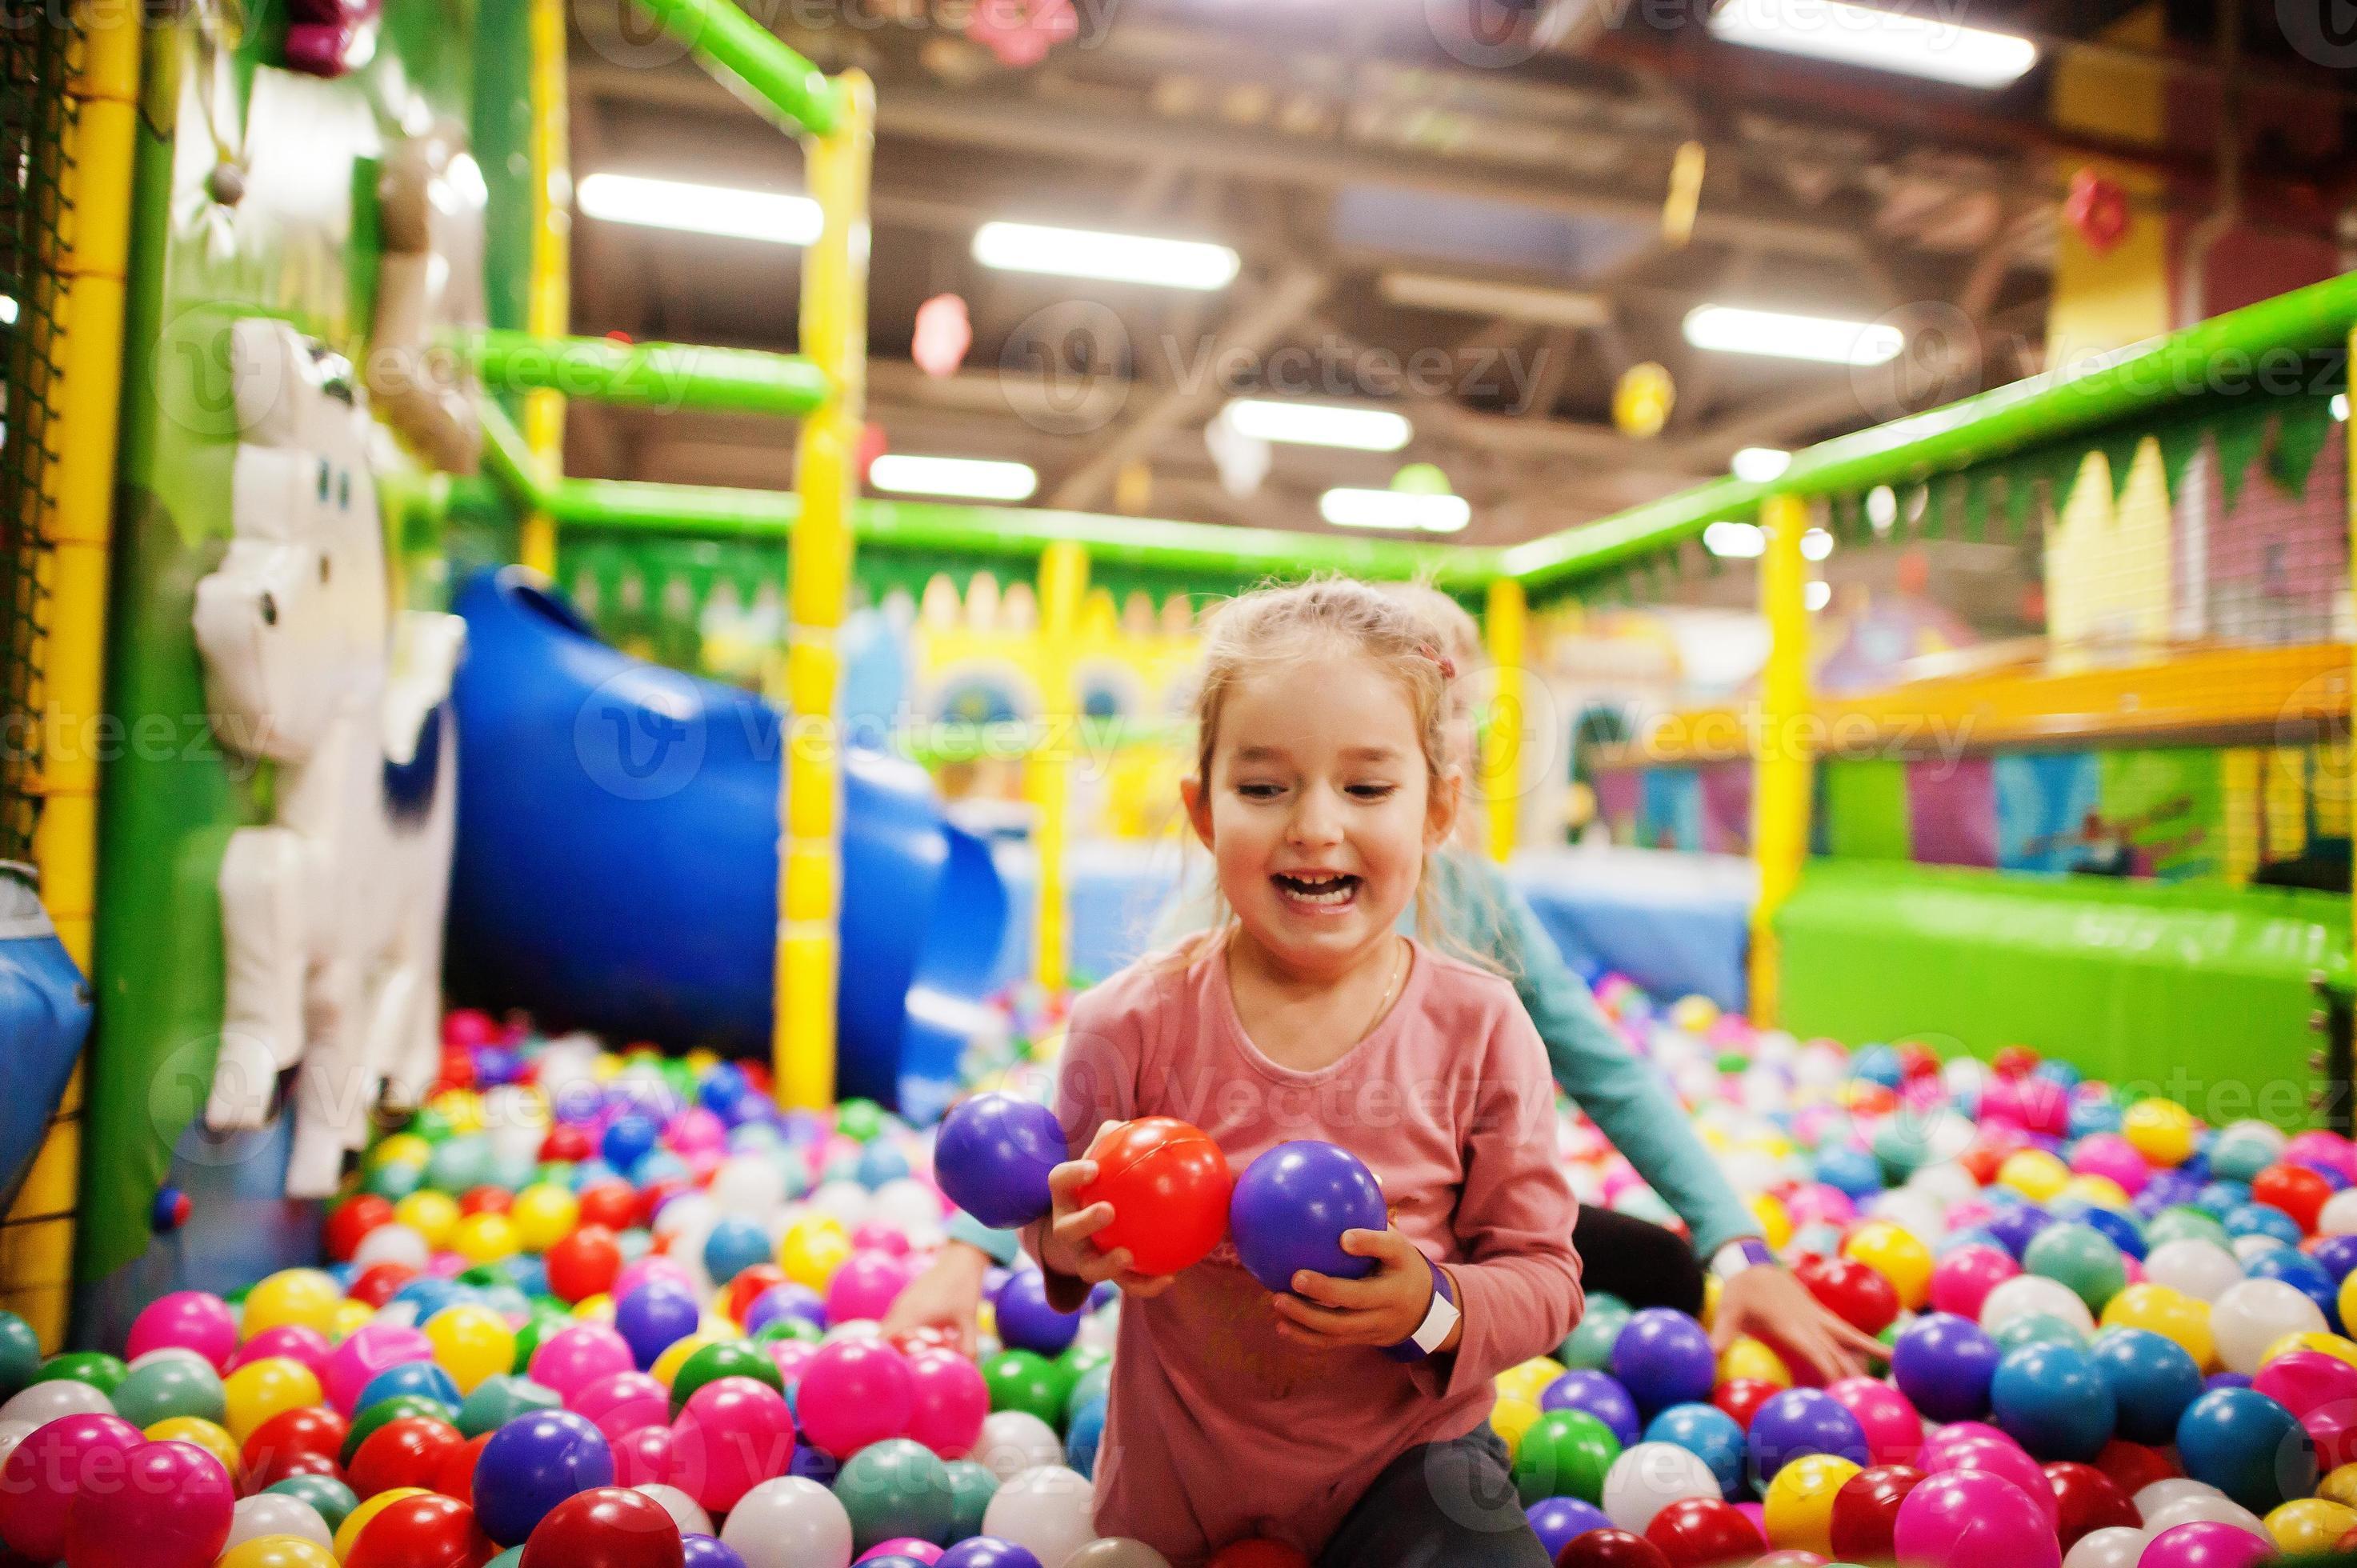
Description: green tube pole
xmin=627 ymin=0 xmax=841 ymax=137
xmin=1507 ymin=269 xmax=2357 ymax=591
xmin=458 ymin=330 xmax=833 ymax=418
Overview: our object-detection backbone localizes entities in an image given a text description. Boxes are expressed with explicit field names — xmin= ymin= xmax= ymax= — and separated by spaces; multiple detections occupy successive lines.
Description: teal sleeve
xmin=945 ymin=1208 xmax=1024 ymax=1266
xmin=1436 ymin=854 xmax=1763 ymax=1260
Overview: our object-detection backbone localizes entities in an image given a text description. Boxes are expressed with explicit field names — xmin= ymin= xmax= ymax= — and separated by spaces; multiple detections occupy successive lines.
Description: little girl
xmin=1025 ymin=579 xmax=1582 ymax=1566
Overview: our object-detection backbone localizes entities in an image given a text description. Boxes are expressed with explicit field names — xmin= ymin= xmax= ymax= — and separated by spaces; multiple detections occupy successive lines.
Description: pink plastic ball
xmin=1979 ymin=1078 xmax=2029 ymax=1129
xmin=1787 ymin=1186 xmax=1856 ymax=1230
xmin=858 ymin=1544 xmax=945 ymax=1565
xmin=766 ymin=1340 xmax=820 ymax=1386
xmin=528 ymin=1322 xmax=636 ymax=1402
xmin=1947 ymin=1200 xmax=1998 ymax=1233
xmin=1930 ymin=1244 xmax=2023 ymax=1321
xmin=1825 ymin=1376 xmax=1924 ymax=1468
xmin=0 ymin=1413 xmax=144 ymax=1561
xmin=796 ymin=1340 xmax=914 ymax=1458
xmin=223 ymin=1325 xmax=330 ymax=1374
xmin=571 ymin=1370 xmax=671 ymax=1438
xmin=614 ymin=1257 xmax=697 ymax=1304
xmin=824 ymin=1251 xmax=914 ymax=1324
xmin=902 ymin=1348 xmax=988 ymax=1459
xmin=64 ymin=1438 xmax=233 ymax=1568
xmin=428 ymin=1251 xmax=468 ymax=1278
xmin=1892 ymin=1468 xmax=2060 ymax=1568
xmin=665 ymin=1108 xmax=728 ymax=1158
xmin=1599 ymin=1169 xmax=1642 ymax=1204
xmin=1923 ymin=1435 xmax=2059 ymax=1530
xmin=2287 ymin=1132 xmax=2356 ymax=1182
xmin=683 ymin=1150 xmax=726 ymax=1182
xmin=321 ymin=1322 xmax=435 ymax=1415
xmin=443 ymin=1010 xmax=501 ymax=1049
xmin=613 ymin=1422 xmax=676 ymax=1487
xmin=2071 ymin=1134 xmax=2152 ymax=1198
xmin=1735 ymin=1502 xmax=1767 ymax=1536
xmin=2122 ymin=1257 xmax=2145 ymax=1285
xmin=2137 ymin=1522 xmax=2275 ymax=1568
xmin=673 ymin=1376 xmax=796 ymax=1513
xmin=852 ymin=1223 xmax=913 ymax=1258
xmin=126 ymin=1291 xmax=238 ymax=1371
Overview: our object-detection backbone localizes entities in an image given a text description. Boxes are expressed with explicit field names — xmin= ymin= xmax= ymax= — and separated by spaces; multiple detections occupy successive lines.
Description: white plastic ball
xmin=720 ymin=1477 xmax=853 ymax=1568
xmin=484 ymin=1085 xmax=546 ymax=1163
xmin=1600 ymin=1441 xmax=1723 ymax=1534
xmin=2063 ymin=1526 xmax=2148 ymax=1568
xmin=0 ymin=1378 xmax=113 ymax=1425
xmin=226 ymin=1493 xmax=333 ymax=1550
xmin=2320 ymin=1188 xmax=2357 ymax=1238
xmin=1979 ymin=1273 xmax=2097 ymax=1335
xmin=2231 ymin=1234 xmax=2287 ymax=1266
xmin=653 ymin=1192 xmax=716 ymax=1240
xmin=2210 ymin=1278 xmax=2327 ymax=1374
xmin=1869 ymin=1190 xmax=1947 ymax=1246
xmin=1942 ymin=1057 xmax=1991 ymax=1098
xmin=0 ymin=1419 xmax=41 ymax=1479
xmin=2143 ymin=1239 xmax=2244 ymax=1302
xmin=352 ymin=1222 xmax=431 ymax=1273
xmin=974 ymin=1411 xmax=1066 ymax=1481
xmin=1075 ymin=1305 xmax=1120 ymax=1354
xmin=127 ymin=1346 xmax=214 ymax=1374
xmin=1907 ymin=1163 xmax=1981 ymax=1206
xmin=636 ymin=1483 xmax=714 ymax=1538
xmin=820 ymin=1319 xmax=884 ymax=1345
xmin=2134 ymin=1481 xmax=2215 ymax=1517
xmin=982 ymin=1465 xmax=1098 ymax=1568
xmin=807 ymin=1180 xmax=872 ymax=1228
xmin=2221 ymin=1120 xmax=2288 ymax=1156
xmin=2143 ymin=1491 xmax=2269 ymax=1538
xmin=870 ymin=1177 xmax=947 ymax=1237
xmin=1065 ymin=1538 xmax=1174 ymax=1568
xmin=710 ymin=1156 xmax=788 ymax=1218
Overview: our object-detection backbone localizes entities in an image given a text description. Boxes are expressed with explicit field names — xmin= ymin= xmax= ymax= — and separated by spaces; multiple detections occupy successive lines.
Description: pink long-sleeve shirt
xmin=1029 ymin=938 xmax=1585 ymax=1564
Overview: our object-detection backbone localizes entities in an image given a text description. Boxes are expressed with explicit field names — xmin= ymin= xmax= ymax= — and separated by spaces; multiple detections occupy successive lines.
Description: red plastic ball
xmin=1897 ymin=1043 xmax=1941 ymax=1082
xmin=443 ymin=1010 xmax=500 ymax=1049
xmin=1645 ymin=1498 xmax=1763 ymax=1568
xmin=516 ymin=1487 xmax=684 ymax=1568
xmin=242 ymin=1406 xmax=350 ymax=1476
xmin=1714 ymin=1378 xmax=1779 ymax=1430
xmin=2042 ymin=1462 xmax=2139 ymax=1550
xmin=2251 ymin=1164 xmax=2332 ymax=1234
xmin=1958 ymin=1142 xmax=2009 ymax=1186
xmin=1207 ymin=1544 xmax=1313 ymax=1568
xmin=2093 ymin=1439 xmax=2177 ymax=1501
xmin=1794 ymin=1255 xmax=1901 ymax=1335
xmin=546 ymin=1226 xmax=625 ymax=1304
xmin=1828 ymin=1464 xmax=1923 ymax=1560
xmin=242 ymin=1446 xmax=342 ymax=1494
xmin=1992 ymin=1046 xmax=2039 ymax=1079
xmin=326 ymin=1195 xmax=396 ymax=1262
xmin=349 ymin=1416 xmax=466 ymax=1499
xmin=458 ymin=1186 xmax=514 ymax=1218
xmin=577 ymin=1182 xmax=638 ymax=1233
xmin=436 ymin=1050 xmax=477 ymax=1093
xmin=1557 ymin=1527 xmax=1674 ymax=1568
xmin=436 ymin=1432 xmax=493 ymax=1504
xmin=722 ymin=1265 xmax=787 ymax=1326
xmin=541 ymin=1126 xmax=594 ymax=1164
xmin=1077 ymin=1118 xmax=1235 ymax=1276
xmin=343 ymin=1492 xmax=498 ymax=1568
xmin=635 ymin=1178 xmax=690 ymax=1231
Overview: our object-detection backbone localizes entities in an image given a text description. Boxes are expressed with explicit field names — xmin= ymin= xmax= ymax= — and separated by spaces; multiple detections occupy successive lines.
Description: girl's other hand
xmin=1711 ymin=1262 xmax=1887 ymax=1384
xmin=1271 ymin=1227 xmax=1454 ymax=1351
xmin=1038 ymin=1159 xmax=1178 ymax=1300
xmin=880 ymin=1240 xmax=991 ymax=1357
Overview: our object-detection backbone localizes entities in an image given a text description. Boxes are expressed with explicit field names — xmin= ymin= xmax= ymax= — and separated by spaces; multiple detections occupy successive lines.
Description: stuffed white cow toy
xmin=194 ymin=318 xmax=465 ymax=1198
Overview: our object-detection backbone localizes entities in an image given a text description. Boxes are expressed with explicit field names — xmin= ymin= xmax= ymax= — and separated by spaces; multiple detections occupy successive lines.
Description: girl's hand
xmin=880 ymin=1240 xmax=991 ymax=1357
xmin=1711 ymin=1262 xmax=1887 ymax=1384
xmin=1271 ymin=1228 xmax=1456 ymax=1351
xmin=1037 ymin=1159 xmax=1178 ymax=1300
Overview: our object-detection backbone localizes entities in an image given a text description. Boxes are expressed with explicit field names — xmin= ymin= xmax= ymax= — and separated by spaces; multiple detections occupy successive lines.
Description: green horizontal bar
xmin=1505 ymin=269 xmax=2357 ymax=591
xmin=897 ymin=715 xmax=1192 ymax=766
xmin=627 ymin=0 xmax=840 ymax=137
xmin=458 ymin=330 xmax=832 ymax=418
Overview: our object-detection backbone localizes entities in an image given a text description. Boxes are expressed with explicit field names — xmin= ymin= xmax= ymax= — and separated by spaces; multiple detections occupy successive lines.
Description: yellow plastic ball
xmin=2262 ymin=1330 xmax=2357 ymax=1370
xmin=220 ymin=1538 xmax=340 ymax=1568
xmin=241 ymin=1270 xmax=342 ymax=1339
xmin=334 ymin=1486 xmax=431 ymax=1559
xmin=2339 ymin=1271 xmax=2357 ymax=1342
xmin=425 ymin=1303 xmax=517 ymax=1394
xmin=651 ymin=1332 xmax=722 ymax=1390
xmin=1765 ymin=1453 xmax=1863 ymax=1554
xmin=2319 ymin=1462 xmax=2357 ymax=1509
xmin=778 ymin=1217 xmax=852 ymax=1291
xmin=330 ymin=1299 xmax=374 ymax=1341
xmin=426 ymin=1089 xmax=484 ymax=1135
xmin=2100 ymin=1282 xmax=2215 ymax=1370
xmin=222 ymin=1357 xmax=325 ymax=1445
xmin=1843 ymin=1221 xmax=1935 ymax=1310
xmin=2060 ymin=1175 xmax=2132 ymax=1212
xmin=143 ymin=1416 xmax=240 ymax=1478
xmin=1492 ymin=1394 xmax=1543 ymax=1461
xmin=369 ymin=1134 xmax=431 ymax=1171
xmin=684 ymin=1049 xmax=720 ymax=1076
xmin=1498 ymin=1357 xmax=1568 ymax=1407
xmin=1671 ymin=996 xmax=1719 ymax=1033
xmin=512 ymin=1183 xmax=580 ymax=1252
xmin=2266 ymin=1498 xmax=2357 ymax=1554
xmin=393 ymin=1190 xmax=461 ymax=1249
xmin=1750 ymin=1194 xmax=1794 ymax=1252
xmin=1701 ymin=1274 xmax=1722 ymax=1331
xmin=574 ymin=1294 xmax=615 ymax=1322
xmin=451 ymin=1212 xmax=520 ymax=1266
xmin=1998 ymin=1150 xmax=2071 ymax=1203
xmin=1719 ymin=1337 xmax=1794 ymax=1390
xmin=2123 ymin=1098 xmax=2198 ymax=1166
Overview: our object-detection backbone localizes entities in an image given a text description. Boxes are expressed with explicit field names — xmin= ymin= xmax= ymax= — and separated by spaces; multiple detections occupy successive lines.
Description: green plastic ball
xmin=754 ymin=1317 xmax=821 ymax=1347
xmin=363 ymin=1159 xmax=426 ymax=1201
xmin=2209 ymin=1131 xmax=2279 ymax=1185
xmin=267 ymin=1474 xmax=358 ymax=1534
xmin=1058 ymin=1342 xmax=1110 ymax=1382
xmin=1559 ymin=1306 xmax=1631 ymax=1371
xmin=35 ymin=1350 xmax=126 ymax=1396
xmin=1991 ymin=1311 xmax=2089 ymax=1354
xmin=944 ymin=1458 xmax=998 ymax=1543
xmin=110 ymin=1355 xmax=226 ymax=1426
xmin=487 ymin=1552 xmax=523 ymax=1568
xmin=835 ymin=1099 xmax=886 ymax=1144
xmin=1511 ymin=1409 xmax=1621 ymax=1506
xmin=2146 ymin=1206 xmax=2233 ymax=1252
xmin=342 ymin=1394 xmax=456 ymax=1464
xmin=458 ymin=1374 xmax=561 ymax=1438
xmin=2023 ymin=1220 xmax=2129 ymax=1313
xmin=424 ymin=1134 xmax=492 ymax=1194
xmin=835 ymin=1437 xmax=953 ymax=1550
xmin=669 ymin=1340 xmax=783 ymax=1414
xmin=982 ymin=1349 xmax=1069 ymax=1427
xmin=1066 ymin=1360 xmax=1112 ymax=1423
xmin=511 ymin=1306 xmax=575 ymax=1374
xmin=0 ymin=1311 xmax=38 ymax=1402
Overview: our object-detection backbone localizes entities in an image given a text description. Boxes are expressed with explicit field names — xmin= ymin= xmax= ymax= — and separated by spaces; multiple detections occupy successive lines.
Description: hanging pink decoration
xmin=967 ymin=0 xmax=1078 ymax=68
xmin=912 ymin=294 xmax=974 ymax=379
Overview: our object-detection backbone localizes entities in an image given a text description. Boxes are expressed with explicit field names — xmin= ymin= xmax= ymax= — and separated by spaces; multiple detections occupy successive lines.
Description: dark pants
xmin=1572 ymin=1206 xmax=1707 ymax=1317
xmin=1319 ymin=1428 xmax=1553 ymax=1568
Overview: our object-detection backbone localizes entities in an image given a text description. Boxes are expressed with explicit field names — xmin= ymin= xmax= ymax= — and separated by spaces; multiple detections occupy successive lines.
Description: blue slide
xmin=0 ymin=863 xmax=90 ymax=1208
xmin=446 ymin=570 xmax=1007 ymax=1118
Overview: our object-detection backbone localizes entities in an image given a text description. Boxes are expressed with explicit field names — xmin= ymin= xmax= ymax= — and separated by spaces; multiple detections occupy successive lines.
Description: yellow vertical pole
xmin=1031 ymin=542 xmax=1087 ymax=991
xmin=775 ymin=72 xmax=871 ymax=1110
xmin=0 ymin=1 xmax=139 ymax=1350
xmin=518 ymin=0 xmax=569 ymax=578
xmin=1483 ymin=578 xmax=1527 ymax=863
xmin=1750 ymin=494 xmax=1812 ymax=1026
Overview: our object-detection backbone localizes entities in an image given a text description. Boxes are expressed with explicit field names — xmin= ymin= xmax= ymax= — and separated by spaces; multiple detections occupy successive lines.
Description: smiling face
xmin=1184 ymin=650 xmax=1458 ymax=982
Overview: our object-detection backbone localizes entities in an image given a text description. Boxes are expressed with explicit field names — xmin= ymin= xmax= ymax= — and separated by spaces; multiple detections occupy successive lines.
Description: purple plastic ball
xmin=1747 ymin=1386 xmax=1871 ymax=1481
xmin=1609 ymin=1308 xmax=1718 ymax=1412
xmin=934 ymin=1094 xmax=1066 ymax=1229
xmin=1984 ymin=1202 xmax=2054 ymax=1259
xmin=1229 ymin=1141 xmax=1387 ymax=1294
xmin=1891 ymin=1312 xmax=2000 ymax=1422
xmin=682 ymin=1537 xmax=747 ymax=1568
xmin=938 ymin=1539 xmax=1047 ymax=1568
xmin=613 ymin=1280 xmax=702 ymax=1370
xmin=994 ymin=1270 xmax=1083 ymax=1358
xmin=1542 ymin=1369 xmax=1642 ymax=1447
xmin=1528 ymin=1497 xmax=1612 ymax=1560
xmin=742 ymin=1282 xmax=828 ymax=1338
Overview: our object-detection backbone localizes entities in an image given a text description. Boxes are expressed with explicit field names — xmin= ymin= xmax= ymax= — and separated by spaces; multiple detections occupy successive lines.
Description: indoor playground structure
xmin=9 ymin=0 xmax=2357 ymax=1566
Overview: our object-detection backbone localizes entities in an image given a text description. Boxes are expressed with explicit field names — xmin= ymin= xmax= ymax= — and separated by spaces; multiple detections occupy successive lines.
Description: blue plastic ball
xmin=2175 ymin=1386 xmax=2316 ymax=1514
xmin=681 ymin=1536 xmax=747 ymax=1568
xmin=2224 ymin=1203 xmax=2303 ymax=1247
xmin=934 ymin=1094 xmax=1065 ymax=1230
xmin=1066 ymin=1394 xmax=1106 ymax=1478
xmin=2244 ymin=1246 xmax=2341 ymax=1329
xmin=855 ymin=1142 xmax=912 ymax=1190
xmin=600 ymin=1114 xmax=661 ymax=1173
xmin=938 ymin=1540 xmax=1045 ymax=1568
xmin=474 ymin=1410 xmax=615 ymax=1546
xmin=1528 ymin=1497 xmax=1613 ymax=1560
xmin=1984 ymin=1203 xmax=2055 ymax=1260
xmin=359 ymin=1360 xmax=461 ymax=1412
xmin=2090 ymin=1328 xmax=2204 ymax=1445
xmin=1815 ymin=1146 xmax=1884 ymax=1201
xmin=1990 ymin=1340 xmax=2116 ymax=1460
xmin=1643 ymin=1402 xmax=1748 ymax=1498
xmin=702 ymin=1218 xmax=773 ymax=1288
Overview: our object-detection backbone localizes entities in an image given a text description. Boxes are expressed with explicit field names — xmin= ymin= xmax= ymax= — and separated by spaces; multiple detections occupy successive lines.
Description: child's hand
xmin=1271 ymin=1228 xmax=1456 ymax=1351
xmin=1037 ymin=1158 xmax=1178 ymax=1300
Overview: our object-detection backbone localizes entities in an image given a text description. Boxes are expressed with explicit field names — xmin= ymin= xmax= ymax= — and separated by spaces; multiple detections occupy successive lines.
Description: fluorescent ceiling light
xmin=1802 ymin=528 xmax=1835 ymax=562
xmin=1319 ymin=488 xmax=1471 ymax=534
xmin=1686 ymin=305 xmax=1904 ymax=366
xmin=869 ymin=454 xmax=1038 ymax=502
xmin=2335 ymin=394 xmax=2349 ymax=422
xmin=1732 ymin=446 xmax=1792 ymax=483
xmin=973 ymin=222 xmax=1239 ymax=290
xmin=577 ymin=173 xmax=822 ymax=246
xmin=1708 ymin=0 xmax=2039 ymax=89
xmin=1703 ymin=521 xmax=1767 ymax=558
xmin=1806 ymin=580 xmax=1831 ymax=611
xmin=1222 ymin=399 xmax=1411 ymax=452
xmin=0 ymin=296 xmax=16 ymax=327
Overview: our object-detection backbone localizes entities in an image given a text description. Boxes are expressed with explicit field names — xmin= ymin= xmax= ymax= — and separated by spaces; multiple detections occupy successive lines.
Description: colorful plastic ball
xmin=1600 ymin=1441 xmax=1723 ymax=1534
xmin=531 ymin=1325 xmax=636 ymax=1404
xmin=426 ymin=1305 xmax=519 ymax=1396
xmin=2025 ymin=1223 xmax=2131 ymax=1314
xmin=1075 ymin=1118 xmax=1233 ymax=1277
xmin=1827 ymin=1463 xmax=1922 ymax=1560
xmin=1760 ymin=1453 xmax=1859 ymax=1554
xmin=474 ymin=1410 xmax=615 ymax=1546
xmin=1515 ymin=1410 xmax=1624 ymax=1505
xmin=1920 ymin=1433 xmax=2062 ymax=1531
xmin=2251 ymin=1164 xmax=2331 ymax=1233
xmin=220 ymin=1357 xmax=324 ymax=1445
xmin=1546 ymin=1370 xmax=1643 ymax=1449
xmin=226 ymin=1492 xmax=334 ymax=1552
xmin=2067 ymin=1526 xmax=2151 ymax=1568
xmin=1843 ymin=1222 xmax=1934 ymax=1310
xmin=673 ymin=1377 xmax=796 ymax=1514
xmin=2263 ymin=1496 xmax=2356 ymax=1553
xmin=1612 ymin=1310 xmax=1718 ymax=1413
xmin=2210 ymin=1278 xmax=2327 ymax=1374
xmin=1931 ymin=1245 xmax=2023 ymax=1322
xmin=1530 ymin=1496 xmax=1615 ymax=1559
xmin=1991 ymin=1341 xmax=2118 ymax=1461
xmin=517 ymin=1486 xmax=683 ymax=1568
xmin=613 ymin=1282 xmax=702 ymax=1373
xmin=1891 ymin=1314 xmax=1999 ymax=1422
xmin=242 ymin=1270 xmax=342 ymax=1338
xmin=1227 ymin=1141 xmax=1386 ymax=1294
xmin=112 ymin=1353 xmax=227 ymax=1427
xmin=1747 ymin=1388 xmax=1870 ymax=1482
xmin=903 ymin=1348 xmax=988 ymax=1461
xmin=266 ymin=1472 xmax=360 ymax=1534
xmin=978 ymin=1466 xmax=1095 ymax=1568
xmin=778 ymin=1218 xmax=854 ymax=1293
xmin=1794 ymin=1256 xmax=1900 ymax=1336
xmin=800 ymin=1339 xmax=915 ymax=1458
xmin=1715 ymin=1338 xmax=1793 ymax=1390
xmin=1894 ymin=1466 xmax=2060 ymax=1568
xmin=218 ymin=1534 xmax=341 ymax=1568
xmin=2251 ymin=1345 xmax=2357 ymax=1419
xmin=1713 ymin=1378 xmax=1779 ymax=1430
xmin=2174 ymin=1386 xmax=2315 ymax=1514
xmin=1555 ymin=1526 xmax=1673 ymax=1568
xmin=2100 ymin=1283 xmax=2216 ymax=1367
xmin=0 ymin=1374 xmax=112 ymax=1425
xmin=350 ymin=1414 xmax=468 ymax=1498
xmin=2137 ymin=1521 xmax=2272 ymax=1568
xmin=341 ymin=1491 xmax=498 ymax=1568
xmin=1645 ymin=1496 xmax=1763 ymax=1568
xmin=2043 ymin=1462 xmax=2139 ymax=1549
xmin=714 ymin=1476 xmax=852 ymax=1568
xmin=2090 ymin=1328 xmax=2206 ymax=1444
xmin=0 ymin=1410 xmax=145 ymax=1559
xmin=991 ymin=1271 xmax=1082 ymax=1358
xmin=127 ymin=1291 xmax=238 ymax=1370
xmin=1823 ymin=1377 xmax=1922 ymax=1469
xmin=835 ymin=1438 xmax=954 ymax=1552
xmin=2123 ymin=1102 xmax=2199 ymax=1168
xmin=62 ymin=1438 xmax=234 ymax=1568
xmin=362 ymin=1358 xmax=464 ymax=1414
xmin=1643 ymin=1404 xmax=1747 ymax=1498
